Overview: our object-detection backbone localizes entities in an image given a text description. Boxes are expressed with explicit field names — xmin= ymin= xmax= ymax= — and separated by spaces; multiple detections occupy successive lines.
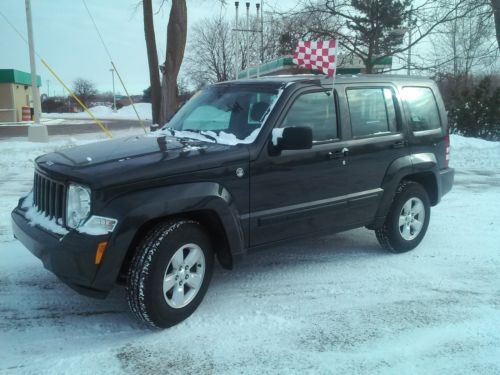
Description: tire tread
xmin=126 ymin=219 xmax=197 ymax=328
xmin=375 ymin=180 xmax=425 ymax=253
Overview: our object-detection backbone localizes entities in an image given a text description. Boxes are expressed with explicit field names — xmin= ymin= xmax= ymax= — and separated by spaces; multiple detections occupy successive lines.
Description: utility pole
xmin=25 ymin=0 xmax=48 ymax=142
xmin=234 ymin=2 xmax=240 ymax=79
xmin=260 ymin=1 xmax=264 ymax=62
xmin=256 ymin=3 xmax=261 ymax=78
xmin=245 ymin=2 xmax=250 ymax=79
xmin=407 ymin=5 xmax=413 ymax=76
xmin=46 ymin=79 xmax=50 ymax=97
xmin=110 ymin=67 xmax=116 ymax=112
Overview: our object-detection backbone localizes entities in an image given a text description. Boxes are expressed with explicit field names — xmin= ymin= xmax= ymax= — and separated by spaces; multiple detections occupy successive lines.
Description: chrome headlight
xmin=66 ymin=183 xmax=91 ymax=228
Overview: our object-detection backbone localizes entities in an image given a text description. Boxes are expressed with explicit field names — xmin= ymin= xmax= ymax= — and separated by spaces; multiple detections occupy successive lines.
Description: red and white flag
xmin=292 ymin=40 xmax=337 ymax=77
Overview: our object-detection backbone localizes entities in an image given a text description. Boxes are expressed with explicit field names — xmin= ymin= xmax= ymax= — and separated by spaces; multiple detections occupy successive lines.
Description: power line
xmin=81 ymin=0 xmax=113 ymax=62
xmin=0 ymin=9 xmax=30 ymax=51
xmin=81 ymin=0 xmax=147 ymax=133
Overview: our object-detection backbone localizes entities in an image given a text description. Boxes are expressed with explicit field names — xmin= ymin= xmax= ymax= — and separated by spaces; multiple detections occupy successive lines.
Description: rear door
xmin=338 ymin=84 xmax=410 ymax=224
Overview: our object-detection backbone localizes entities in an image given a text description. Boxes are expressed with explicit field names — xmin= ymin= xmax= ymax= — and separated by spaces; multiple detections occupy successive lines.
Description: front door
xmin=249 ymin=88 xmax=352 ymax=247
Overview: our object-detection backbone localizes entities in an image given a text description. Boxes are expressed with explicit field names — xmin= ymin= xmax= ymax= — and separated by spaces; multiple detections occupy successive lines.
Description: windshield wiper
xmin=183 ymin=129 xmax=218 ymax=143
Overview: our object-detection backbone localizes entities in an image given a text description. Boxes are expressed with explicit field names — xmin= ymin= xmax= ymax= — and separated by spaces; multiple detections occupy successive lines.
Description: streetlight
xmin=25 ymin=0 xmax=48 ymax=142
xmin=110 ymin=67 xmax=116 ymax=112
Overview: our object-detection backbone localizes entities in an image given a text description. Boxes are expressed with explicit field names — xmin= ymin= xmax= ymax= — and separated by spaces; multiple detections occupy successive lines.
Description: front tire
xmin=375 ymin=181 xmax=431 ymax=253
xmin=127 ymin=220 xmax=214 ymax=328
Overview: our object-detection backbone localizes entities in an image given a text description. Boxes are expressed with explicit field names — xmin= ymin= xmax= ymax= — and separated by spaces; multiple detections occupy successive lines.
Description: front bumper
xmin=11 ymin=207 xmax=111 ymax=298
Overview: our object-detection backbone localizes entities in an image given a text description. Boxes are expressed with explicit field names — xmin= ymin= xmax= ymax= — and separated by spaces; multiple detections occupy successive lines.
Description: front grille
xmin=33 ymin=171 xmax=66 ymax=223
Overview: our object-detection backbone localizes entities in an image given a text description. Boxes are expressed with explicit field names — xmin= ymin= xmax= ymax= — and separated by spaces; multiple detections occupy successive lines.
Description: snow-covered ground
xmin=43 ymin=103 xmax=152 ymax=121
xmin=0 ymin=134 xmax=499 ymax=374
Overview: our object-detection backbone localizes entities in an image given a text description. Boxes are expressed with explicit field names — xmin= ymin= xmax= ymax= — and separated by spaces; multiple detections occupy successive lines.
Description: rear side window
xmin=281 ymin=91 xmax=338 ymax=142
xmin=402 ymin=87 xmax=441 ymax=131
xmin=346 ymin=88 xmax=397 ymax=137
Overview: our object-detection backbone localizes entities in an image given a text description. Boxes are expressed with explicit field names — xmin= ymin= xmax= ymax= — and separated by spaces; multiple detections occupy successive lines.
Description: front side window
xmin=401 ymin=87 xmax=441 ymax=131
xmin=281 ymin=91 xmax=338 ymax=142
xmin=164 ymin=85 xmax=279 ymax=144
xmin=346 ymin=88 xmax=398 ymax=137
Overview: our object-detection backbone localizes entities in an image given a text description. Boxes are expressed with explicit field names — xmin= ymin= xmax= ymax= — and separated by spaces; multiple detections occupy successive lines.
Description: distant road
xmin=0 ymin=119 xmax=151 ymax=139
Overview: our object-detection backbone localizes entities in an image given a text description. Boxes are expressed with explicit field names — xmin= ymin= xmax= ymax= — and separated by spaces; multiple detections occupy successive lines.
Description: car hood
xmin=35 ymin=134 xmax=248 ymax=189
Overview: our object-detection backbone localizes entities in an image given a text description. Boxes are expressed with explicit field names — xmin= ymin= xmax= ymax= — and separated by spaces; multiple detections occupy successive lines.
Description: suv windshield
xmin=161 ymin=85 xmax=280 ymax=145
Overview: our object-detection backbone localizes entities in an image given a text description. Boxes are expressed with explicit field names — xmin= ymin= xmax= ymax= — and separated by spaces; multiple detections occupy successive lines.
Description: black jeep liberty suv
xmin=12 ymin=75 xmax=454 ymax=328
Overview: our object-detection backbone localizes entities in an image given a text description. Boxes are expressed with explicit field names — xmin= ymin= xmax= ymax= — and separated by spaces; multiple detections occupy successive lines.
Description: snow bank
xmin=43 ymin=102 xmax=152 ymax=120
xmin=450 ymin=134 xmax=500 ymax=170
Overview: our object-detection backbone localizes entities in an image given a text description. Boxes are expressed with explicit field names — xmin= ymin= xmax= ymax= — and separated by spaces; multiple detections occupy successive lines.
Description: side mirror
xmin=271 ymin=126 xmax=313 ymax=151
xmin=150 ymin=124 xmax=160 ymax=132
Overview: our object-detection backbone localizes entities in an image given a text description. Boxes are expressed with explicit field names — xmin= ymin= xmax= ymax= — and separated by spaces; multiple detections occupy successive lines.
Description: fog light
xmin=78 ymin=215 xmax=118 ymax=235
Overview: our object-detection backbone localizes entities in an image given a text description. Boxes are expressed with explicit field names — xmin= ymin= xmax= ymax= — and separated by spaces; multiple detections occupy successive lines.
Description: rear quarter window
xmin=401 ymin=87 xmax=441 ymax=132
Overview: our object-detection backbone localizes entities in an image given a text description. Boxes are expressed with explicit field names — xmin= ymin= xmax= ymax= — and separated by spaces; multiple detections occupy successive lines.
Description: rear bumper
xmin=11 ymin=207 xmax=110 ymax=298
xmin=439 ymin=167 xmax=454 ymax=198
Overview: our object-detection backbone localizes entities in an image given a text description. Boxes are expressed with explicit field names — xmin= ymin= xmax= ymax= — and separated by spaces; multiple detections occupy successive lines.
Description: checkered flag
xmin=292 ymin=40 xmax=337 ymax=77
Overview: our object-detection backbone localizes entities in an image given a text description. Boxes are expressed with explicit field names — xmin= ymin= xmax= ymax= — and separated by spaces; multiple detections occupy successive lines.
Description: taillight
xmin=444 ymin=133 xmax=450 ymax=168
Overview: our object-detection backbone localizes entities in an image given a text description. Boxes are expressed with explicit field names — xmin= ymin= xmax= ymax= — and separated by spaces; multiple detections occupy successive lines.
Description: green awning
xmin=0 ymin=69 xmax=42 ymax=87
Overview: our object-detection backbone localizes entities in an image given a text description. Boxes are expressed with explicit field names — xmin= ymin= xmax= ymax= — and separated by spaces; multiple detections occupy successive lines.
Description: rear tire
xmin=376 ymin=181 xmax=430 ymax=253
xmin=127 ymin=220 xmax=214 ymax=328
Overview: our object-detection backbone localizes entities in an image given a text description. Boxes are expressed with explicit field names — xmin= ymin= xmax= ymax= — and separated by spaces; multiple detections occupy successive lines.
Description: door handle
xmin=327 ymin=147 xmax=349 ymax=159
xmin=392 ymin=140 xmax=407 ymax=149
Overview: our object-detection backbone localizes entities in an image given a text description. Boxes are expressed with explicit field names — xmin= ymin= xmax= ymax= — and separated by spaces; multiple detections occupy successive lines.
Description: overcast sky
xmin=0 ymin=0 xmax=294 ymax=96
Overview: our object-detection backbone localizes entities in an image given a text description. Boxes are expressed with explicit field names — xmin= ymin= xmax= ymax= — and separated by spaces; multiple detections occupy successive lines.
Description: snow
xmin=449 ymin=134 xmax=500 ymax=170
xmin=42 ymin=103 xmax=153 ymax=121
xmin=76 ymin=225 xmax=108 ymax=236
xmin=0 ymin=132 xmax=499 ymax=374
xmin=149 ymin=86 xmax=286 ymax=146
xmin=272 ymin=128 xmax=285 ymax=146
xmin=151 ymin=126 xmax=261 ymax=146
xmin=21 ymin=192 xmax=68 ymax=236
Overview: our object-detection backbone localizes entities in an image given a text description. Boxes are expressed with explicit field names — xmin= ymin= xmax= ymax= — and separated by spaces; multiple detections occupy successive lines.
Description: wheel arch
xmin=91 ymin=182 xmax=245 ymax=291
xmin=117 ymin=209 xmax=234 ymax=283
xmin=369 ymin=154 xmax=439 ymax=229
xmin=404 ymin=172 xmax=438 ymax=206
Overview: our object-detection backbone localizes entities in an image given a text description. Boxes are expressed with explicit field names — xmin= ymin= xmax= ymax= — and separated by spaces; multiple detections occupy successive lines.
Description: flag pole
xmin=331 ymin=39 xmax=338 ymax=97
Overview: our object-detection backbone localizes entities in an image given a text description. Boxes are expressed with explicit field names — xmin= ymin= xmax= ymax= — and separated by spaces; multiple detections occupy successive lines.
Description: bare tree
xmin=263 ymin=10 xmax=332 ymax=57
xmin=185 ymin=13 xmax=278 ymax=87
xmin=142 ymin=0 xmax=187 ymax=126
xmin=160 ymin=0 xmax=187 ymax=123
xmin=184 ymin=10 xmax=326 ymax=88
xmin=143 ymin=0 xmax=161 ymax=124
xmin=73 ymin=78 xmax=97 ymax=107
xmin=428 ymin=2 xmax=498 ymax=80
xmin=490 ymin=0 xmax=500 ymax=49
xmin=185 ymin=17 xmax=234 ymax=87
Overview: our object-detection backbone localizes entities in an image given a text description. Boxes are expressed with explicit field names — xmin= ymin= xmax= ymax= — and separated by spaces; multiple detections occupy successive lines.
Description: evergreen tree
xmin=347 ymin=0 xmax=411 ymax=72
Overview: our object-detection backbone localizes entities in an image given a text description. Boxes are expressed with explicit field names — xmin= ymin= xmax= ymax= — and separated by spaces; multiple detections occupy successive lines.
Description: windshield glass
xmin=160 ymin=85 xmax=280 ymax=145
